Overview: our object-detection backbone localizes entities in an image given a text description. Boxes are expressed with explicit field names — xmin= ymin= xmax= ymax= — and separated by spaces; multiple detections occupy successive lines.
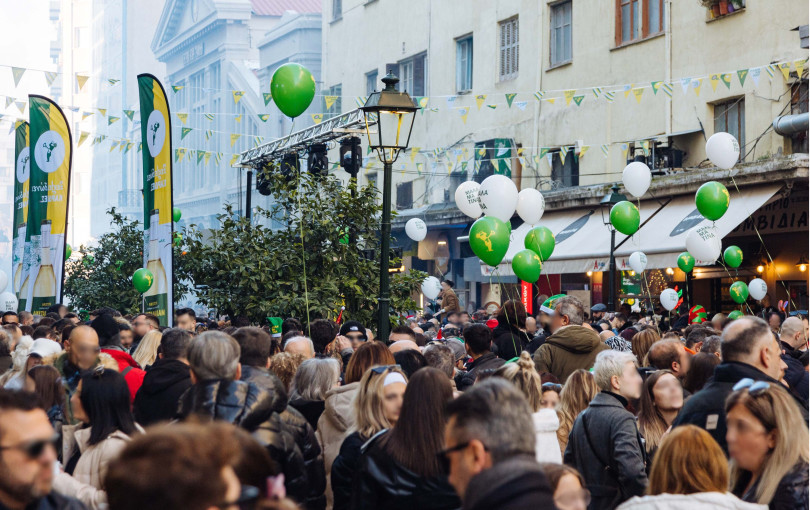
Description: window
xmin=366 ymin=70 xmax=378 ymax=95
xmin=396 ymin=181 xmax=413 ymax=210
xmin=714 ymin=98 xmax=745 ymax=162
xmin=499 ymin=17 xmax=519 ymax=80
xmin=456 ymin=36 xmax=473 ymax=92
xmin=324 ymin=84 xmax=342 ymax=119
xmin=644 ymin=0 xmax=664 ymax=36
xmin=789 ymin=81 xmax=808 ymax=153
xmin=399 ymin=53 xmax=426 ymax=96
xmin=550 ymin=2 xmax=572 ymax=67
xmin=551 ymin=149 xmax=579 ymax=187
xmin=367 ymin=172 xmax=378 ymax=190
xmin=617 ymin=0 xmax=640 ymax=44
xmin=332 ymin=0 xmax=342 ymax=20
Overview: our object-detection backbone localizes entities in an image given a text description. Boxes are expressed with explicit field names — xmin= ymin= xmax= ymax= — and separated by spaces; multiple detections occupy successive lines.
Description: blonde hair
xmin=633 ymin=328 xmax=661 ymax=364
xmin=726 ymin=384 xmax=810 ymax=505
xmin=556 ymin=369 xmax=598 ymax=456
xmin=494 ymin=352 xmax=543 ymax=412
xmin=132 ymin=330 xmax=163 ymax=368
xmin=648 ymin=425 xmax=729 ymax=495
xmin=353 ymin=365 xmax=408 ymax=439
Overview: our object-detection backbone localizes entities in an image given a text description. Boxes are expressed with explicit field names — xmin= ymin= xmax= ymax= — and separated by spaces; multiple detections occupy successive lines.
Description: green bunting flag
xmin=123 ymin=110 xmax=135 ymax=121
xmin=737 ymin=69 xmax=748 ymax=86
xmin=263 ymin=93 xmax=273 ymax=106
xmin=505 ymin=93 xmax=517 ymax=108
xmin=181 ymin=127 xmax=192 ymax=139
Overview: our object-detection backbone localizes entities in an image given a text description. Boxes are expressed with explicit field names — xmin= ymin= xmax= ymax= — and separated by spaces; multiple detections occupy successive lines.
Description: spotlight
xmin=339 ymin=137 xmax=362 ymax=178
xmin=757 ymin=264 xmax=765 ymax=273
xmin=307 ymin=144 xmax=328 ymax=179
xmin=256 ymin=160 xmax=277 ymax=196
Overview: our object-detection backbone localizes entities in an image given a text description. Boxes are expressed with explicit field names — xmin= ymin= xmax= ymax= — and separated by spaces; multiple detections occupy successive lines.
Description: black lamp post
xmin=361 ymin=73 xmax=418 ymax=343
xmin=600 ymin=183 xmax=627 ymax=311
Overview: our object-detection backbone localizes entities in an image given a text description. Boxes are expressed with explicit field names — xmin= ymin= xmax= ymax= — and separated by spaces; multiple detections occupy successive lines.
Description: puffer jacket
xmin=316 ymin=381 xmax=359 ymax=510
xmin=176 ymin=379 xmax=310 ymax=507
xmin=532 ymin=409 xmax=562 ymax=464
xmin=457 ymin=352 xmax=505 ymax=392
xmin=350 ymin=431 xmax=460 ymax=510
xmin=618 ymin=492 xmax=766 ymax=510
xmin=734 ymin=461 xmax=809 ymax=510
xmin=331 ymin=431 xmax=367 ymax=510
xmin=533 ymin=325 xmax=610 ymax=383
xmin=461 ymin=454 xmax=554 ymax=510
xmin=492 ymin=322 xmax=532 ymax=361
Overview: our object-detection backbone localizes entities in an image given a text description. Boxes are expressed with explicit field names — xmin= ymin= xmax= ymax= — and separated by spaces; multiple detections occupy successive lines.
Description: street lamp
xmin=361 ymin=72 xmax=418 ymax=343
xmin=600 ymin=183 xmax=627 ymax=311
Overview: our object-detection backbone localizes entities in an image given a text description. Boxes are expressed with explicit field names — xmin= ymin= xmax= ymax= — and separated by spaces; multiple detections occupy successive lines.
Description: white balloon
xmin=454 ymin=181 xmax=482 ymax=219
xmin=405 ymin=218 xmax=427 ymax=242
xmin=629 ymin=251 xmax=648 ymax=273
xmin=421 ymin=276 xmax=442 ymax=300
xmin=622 ymin=162 xmax=652 ymax=198
xmin=660 ymin=288 xmax=679 ymax=311
xmin=748 ymin=278 xmax=768 ymax=301
xmin=705 ymin=132 xmax=740 ymax=170
xmin=0 ymin=270 xmax=8 ymax=293
xmin=685 ymin=225 xmax=722 ymax=263
xmin=516 ymin=188 xmax=545 ymax=225
xmin=478 ymin=175 xmax=518 ymax=222
xmin=0 ymin=292 xmax=17 ymax=313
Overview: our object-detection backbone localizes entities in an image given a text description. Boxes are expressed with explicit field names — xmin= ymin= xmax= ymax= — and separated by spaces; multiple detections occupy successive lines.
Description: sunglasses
xmin=216 ymin=485 xmax=259 ymax=510
xmin=345 ymin=334 xmax=367 ymax=342
xmin=542 ymin=382 xmax=562 ymax=392
xmin=732 ymin=377 xmax=771 ymax=396
xmin=370 ymin=364 xmax=401 ymax=374
xmin=0 ymin=433 xmax=59 ymax=459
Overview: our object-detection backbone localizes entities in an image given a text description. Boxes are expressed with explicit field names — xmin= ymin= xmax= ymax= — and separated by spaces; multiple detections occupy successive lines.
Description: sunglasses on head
xmin=542 ymin=382 xmax=562 ymax=392
xmin=732 ymin=378 xmax=771 ymax=397
xmin=0 ymin=433 xmax=59 ymax=459
xmin=370 ymin=364 xmax=401 ymax=375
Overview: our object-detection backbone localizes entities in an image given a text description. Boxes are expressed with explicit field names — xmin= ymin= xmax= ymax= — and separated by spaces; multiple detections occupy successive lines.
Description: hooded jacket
xmin=316 ymin=381 xmax=359 ymax=510
xmin=457 ymin=352 xmax=504 ymax=392
xmin=133 ymin=358 xmax=191 ymax=426
xmin=492 ymin=321 xmax=532 ymax=361
xmin=533 ymin=325 xmax=610 ymax=383
xmin=100 ymin=348 xmax=145 ymax=403
xmin=461 ymin=455 xmax=555 ymax=510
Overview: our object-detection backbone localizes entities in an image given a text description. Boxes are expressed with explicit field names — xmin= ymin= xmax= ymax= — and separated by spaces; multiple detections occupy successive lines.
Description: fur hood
xmin=43 ymin=351 xmax=120 ymax=372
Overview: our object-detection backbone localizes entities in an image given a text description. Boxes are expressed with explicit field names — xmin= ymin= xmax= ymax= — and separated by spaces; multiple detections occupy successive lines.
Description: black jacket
xmin=350 ymin=431 xmax=460 ymax=510
xmin=734 ymin=461 xmax=809 ymax=510
xmin=781 ymin=354 xmax=809 ymax=404
xmin=331 ymin=431 xmax=367 ymax=510
xmin=564 ymin=391 xmax=648 ymax=509
xmin=672 ymin=361 xmax=809 ymax=454
xmin=241 ymin=365 xmax=289 ymax=411
xmin=0 ymin=491 xmax=88 ymax=510
xmin=289 ymin=397 xmax=326 ymax=431
xmin=176 ymin=379 xmax=313 ymax=508
xmin=133 ymin=358 xmax=192 ymax=426
xmin=457 ymin=352 xmax=505 ymax=391
xmin=492 ymin=322 xmax=531 ymax=361
xmin=461 ymin=455 xmax=554 ymax=510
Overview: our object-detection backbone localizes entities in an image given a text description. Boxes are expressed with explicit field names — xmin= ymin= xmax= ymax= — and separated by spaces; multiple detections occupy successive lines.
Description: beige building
xmin=319 ymin=0 xmax=808 ymax=315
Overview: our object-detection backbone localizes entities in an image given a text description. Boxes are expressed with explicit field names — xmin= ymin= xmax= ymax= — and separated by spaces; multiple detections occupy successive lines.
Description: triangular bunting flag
xmin=765 ymin=64 xmax=775 ymax=80
xmin=410 ymin=147 xmax=420 ymax=162
xmin=475 ymin=94 xmax=486 ymax=110
xmin=446 ymin=159 xmax=454 ymax=174
xmin=77 ymin=131 xmax=90 ymax=147
xmin=254 ymin=136 xmax=264 ymax=146
xmin=737 ymin=69 xmax=749 ymax=86
xmin=230 ymin=154 xmax=240 ymax=166
xmin=263 ymin=92 xmax=273 ymax=106
xmin=604 ymin=91 xmax=615 ymax=103
xmin=215 ymin=152 xmax=223 ymax=164
xmin=418 ymin=97 xmax=429 ymax=109
xmin=197 ymin=151 xmax=205 ymax=165
xmin=515 ymin=101 xmax=528 ymax=110
xmin=355 ymin=96 xmax=368 ymax=108
xmin=544 ymin=98 xmax=556 ymax=105
xmin=107 ymin=78 xmax=120 ymax=85
xmin=539 ymin=147 xmax=550 ymax=158
xmin=257 ymin=114 xmax=269 ymax=122
xmin=204 ymin=152 xmax=212 ymax=165
xmin=137 ymin=142 xmax=142 ymax=152
xmin=459 ymin=107 xmax=469 ymax=124
xmin=205 ymin=130 xmax=213 ymax=141
xmin=178 ymin=148 xmax=187 ymax=163
xmin=311 ymin=113 xmax=323 ymax=124
xmin=109 ymin=141 xmax=119 ymax=152
xmin=119 ymin=141 xmax=126 ymax=152
xmin=621 ymin=143 xmax=629 ymax=161
xmin=721 ymin=73 xmax=732 ymax=89
xmin=416 ymin=162 xmax=424 ymax=175
xmin=230 ymin=134 xmax=241 ymax=147
xmin=125 ymin=142 xmax=134 ymax=153
xmin=486 ymin=104 xmax=497 ymax=109
xmin=123 ymin=110 xmax=135 ymax=121
xmin=76 ymin=74 xmax=89 ymax=91
xmin=204 ymin=113 xmax=215 ymax=121
xmin=681 ymin=77 xmax=691 ymax=95
xmin=692 ymin=78 xmax=703 ymax=96
xmin=108 ymin=116 xmax=120 ymax=125
xmin=560 ymin=146 xmax=569 ymax=165
xmin=98 ymin=108 xmax=107 ymax=117
xmin=750 ymin=67 xmax=761 ymax=87
xmin=11 ymin=67 xmax=25 ymax=87
xmin=505 ymin=93 xmax=517 ymax=108
xmin=324 ymin=96 xmax=338 ymax=110
xmin=573 ymin=95 xmax=585 ymax=106
xmin=5 ymin=97 xmax=12 ymax=108
xmin=632 ymin=87 xmax=644 ymax=103
xmin=177 ymin=113 xmax=188 ymax=125
xmin=533 ymin=91 xmax=545 ymax=101
xmin=641 ymin=140 xmax=650 ymax=156
xmin=181 ymin=127 xmax=192 ymax=139
xmin=710 ymin=74 xmax=721 ymax=92
xmin=600 ymin=144 xmax=609 ymax=157
xmin=577 ymin=145 xmax=589 ymax=160
xmin=661 ymin=83 xmax=673 ymax=97
xmin=232 ymin=90 xmax=245 ymax=104
xmin=44 ymin=71 xmax=57 ymax=86
xmin=545 ymin=152 xmax=554 ymax=168
xmin=651 ymin=81 xmax=663 ymax=95
xmin=623 ymin=84 xmax=633 ymax=98
xmin=779 ymin=62 xmax=791 ymax=82
xmin=171 ymin=85 xmax=184 ymax=93
xmin=795 ymin=59 xmax=807 ymax=78
xmin=593 ymin=87 xmax=603 ymax=98
xmin=564 ymin=90 xmax=576 ymax=106
xmin=15 ymin=101 xmax=25 ymax=114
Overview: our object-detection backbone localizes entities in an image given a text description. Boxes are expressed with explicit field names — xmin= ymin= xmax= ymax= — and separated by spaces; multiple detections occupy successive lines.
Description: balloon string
xmin=641 ymin=270 xmax=654 ymax=313
xmin=296 ymin=176 xmax=311 ymax=329
xmin=495 ymin=269 xmax=520 ymax=358
xmin=718 ymin=259 xmax=755 ymax=316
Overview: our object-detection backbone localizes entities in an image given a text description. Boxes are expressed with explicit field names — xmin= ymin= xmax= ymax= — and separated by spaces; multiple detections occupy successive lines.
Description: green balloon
xmin=610 ymin=201 xmax=640 ymax=236
xmin=115 ymin=260 xmax=123 ymax=272
xmin=132 ymin=268 xmax=154 ymax=293
xmin=173 ymin=207 xmax=182 ymax=223
xmin=729 ymin=281 xmax=749 ymax=304
xmin=695 ymin=181 xmax=730 ymax=221
xmin=677 ymin=252 xmax=695 ymax=273
xmin=469 ymin=216 xmax=511 ymax=267
xmin=723 ymin=245 xmax=743 ymax=268
xmin=65 ymin=244 xmax=72 ymax=260
xmin=512 ymin=249 xmax=542 ymax=283
xmin=524 ymin=226 xmax=555 ymax=262
xmin=173 ymin=233 xmax=183 ymax=247
xmin=271 ymin=63 xmax=316 ymax=118
xmin=728 ymin=310 xmax=743 ymax=320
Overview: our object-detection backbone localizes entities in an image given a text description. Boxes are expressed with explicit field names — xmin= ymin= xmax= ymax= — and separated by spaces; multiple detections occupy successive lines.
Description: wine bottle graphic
xmin=14 ymin=223 xmax=27 ymax=311
xmin=32 ymin=220 xmax=56 ymax=314
xmin=144 ymin=209 xmax=168 ymax=319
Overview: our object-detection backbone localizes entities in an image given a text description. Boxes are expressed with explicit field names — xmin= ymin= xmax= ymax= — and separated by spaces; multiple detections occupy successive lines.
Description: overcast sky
xmin=0 ymin=2 xmax=54 ymax=99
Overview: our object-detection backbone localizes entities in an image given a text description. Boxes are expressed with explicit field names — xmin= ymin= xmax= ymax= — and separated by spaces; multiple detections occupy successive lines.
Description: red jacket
xmin=101 ymin=348 xmax=146 ymax=403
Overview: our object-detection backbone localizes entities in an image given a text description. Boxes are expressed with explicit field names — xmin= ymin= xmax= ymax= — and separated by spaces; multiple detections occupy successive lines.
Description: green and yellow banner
xmin=26 ymin=96 xmax=72 ymax=315
xmin=13 ymin=122 xmax=30 ymax=311
xmin=138 ymin=74 xmax=173 ymax=326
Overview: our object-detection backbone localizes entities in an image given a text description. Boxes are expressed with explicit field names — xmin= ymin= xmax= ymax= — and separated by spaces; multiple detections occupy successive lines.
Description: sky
xmin=0 ymin=1 xmax=54 ymax=98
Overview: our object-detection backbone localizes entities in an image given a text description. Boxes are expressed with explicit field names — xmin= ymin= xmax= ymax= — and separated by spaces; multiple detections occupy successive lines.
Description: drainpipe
xmin=772 ymin=113 xmax=809 ymax=136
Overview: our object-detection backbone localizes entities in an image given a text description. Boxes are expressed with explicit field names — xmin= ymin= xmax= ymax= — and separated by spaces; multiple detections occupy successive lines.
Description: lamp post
xmin=600 ymin=183 xmax=627 ymax=311
xmin=361 ymin=73 xmax=418 ymax=343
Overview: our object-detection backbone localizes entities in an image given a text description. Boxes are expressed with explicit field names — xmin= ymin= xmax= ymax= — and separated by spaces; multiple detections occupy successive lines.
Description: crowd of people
xmin=0 ymin=291 xmax=807 ymax=510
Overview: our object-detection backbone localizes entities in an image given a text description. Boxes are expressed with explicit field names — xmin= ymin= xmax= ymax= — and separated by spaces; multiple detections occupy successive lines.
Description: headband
xmin=383 ymin=372 xmax=408 ymax=387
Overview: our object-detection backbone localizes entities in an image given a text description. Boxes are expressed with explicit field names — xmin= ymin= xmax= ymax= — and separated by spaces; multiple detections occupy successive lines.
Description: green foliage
xmin=63 ymin=208 xmax=191 ymax=314
xmin=181 ymin=172 xmax=426 ymax=329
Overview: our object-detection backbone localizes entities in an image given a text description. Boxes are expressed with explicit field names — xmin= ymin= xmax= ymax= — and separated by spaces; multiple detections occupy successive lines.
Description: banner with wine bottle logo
xmin=13 ymin=121 xmax=31 ymax=312
xmin=138 ymin=74 xmax=173 ymax=326
xmin=25 ymin=96 xmax=72 ymax=315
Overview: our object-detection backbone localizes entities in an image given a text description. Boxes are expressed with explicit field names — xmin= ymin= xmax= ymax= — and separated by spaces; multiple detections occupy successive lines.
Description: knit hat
xmin=339 ymin=320 xmax=367 ymax=339
xmin=267 ymin=317 xmax=283 ymax=338
xmin=91 ymin=313 xmax=120 ymax=346
xmin=689 ymin=305 xmax=708 ymax=324
xmin=540 ymin=294 xmax=567 ymax=315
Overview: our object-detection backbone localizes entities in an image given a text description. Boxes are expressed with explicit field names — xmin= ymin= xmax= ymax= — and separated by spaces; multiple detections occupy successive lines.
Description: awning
xmin=474 ymin=183 xmax=782 ymax=276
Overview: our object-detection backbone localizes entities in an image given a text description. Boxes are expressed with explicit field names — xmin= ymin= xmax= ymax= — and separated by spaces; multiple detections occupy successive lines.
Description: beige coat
xmin=316 ymin=381 xmax=359 ymax=510
xmin=53 ymin=424 xmax=140 ymax=510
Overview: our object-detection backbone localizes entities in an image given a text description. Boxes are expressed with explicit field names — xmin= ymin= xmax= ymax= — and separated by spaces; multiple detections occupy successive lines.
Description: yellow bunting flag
xmin=324 ymin=96 xmax=338 ymax=110
xmin=176 ymin=113 xmax=188 ymax=125
xmin=98 ymin=108 xmax=107 ymax=117
xmin=544 ymin=98 xmax=556 ymax=105
xmin=232 ymin=91 xmax=245 ymax=104
xmin=419 ymin=97 xmax=429 ymax=108
xmin=11 ymin=67 xmax=25 ymax=87
xmin=204 ymin=152 xmax=211 ymax=165
xmin=560 ymin=146 xmax=569 ymax=165
xmin=76 ymin=74 xmax=89 ymax=91
xmin=710 ymin=74 xmax=721 ymax=92
xmin=692 ymin=78 xmax=703 ymax=96
xmin=779 ymin=62 xmax=791 ymax=82
xmin=577 ymin=145 xmax=589 ymax=160
xmin=311 ymin=113 xmax=323 ymax=124
xmin=475 ymin=94 xmax=486 ymax=110
xmin=459 ymin=107 xmax=469 ymax=124
xmin=230 ymin=134 xmax=241 ymax=147
xmin=230 ymin=154 xmax=239 ymax=166
xmin=624 ymin=84 xmax=633 ymax=98
xmin=410 ymin=147 xmax=420 ymax=162
xmin=110 ymin=141 xmax=119 ymax=152
xmin=632 ymin=88 xmax=644 ymax=103
xmin=795 ymin=59 xmax=807 ymax=78
xmin=621 ymin=143 xmax=629 ymax=161
xmin=564 ymin=90 xmax=576 ymax=106
xmin=82 ymin=111 xmax=93 ymax=120
xmin=77 ymin=131 xmax=89 ymax=147
xmin=235 ymin=114 xmax=242 ymax=123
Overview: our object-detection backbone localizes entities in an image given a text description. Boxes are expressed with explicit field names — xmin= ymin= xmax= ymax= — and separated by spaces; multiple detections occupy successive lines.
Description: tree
xmin=181 ymin=171 xmax=426 ymax=328
xmin=63 ymin=208 xmax=191 ymax=314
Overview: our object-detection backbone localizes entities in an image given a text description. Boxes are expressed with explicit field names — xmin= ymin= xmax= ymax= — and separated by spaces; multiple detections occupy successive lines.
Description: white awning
xmin=480 ymin=184 xmax=782 ymax=276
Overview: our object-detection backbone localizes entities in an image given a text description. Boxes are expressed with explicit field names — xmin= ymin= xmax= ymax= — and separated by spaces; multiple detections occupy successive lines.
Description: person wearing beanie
xmin=92 ymin=314 xmax=145 ymax=403
xmin=689 ymin=305 xmax=708 ymax=325
xmin=339 ymin=320 xmax=367 ymax=350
